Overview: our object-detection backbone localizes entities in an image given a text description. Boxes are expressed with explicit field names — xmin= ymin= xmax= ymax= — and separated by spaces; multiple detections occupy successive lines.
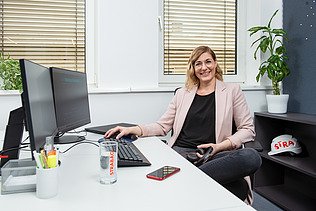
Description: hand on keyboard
xmin=104 ymin=125 xmax=141 ymax=141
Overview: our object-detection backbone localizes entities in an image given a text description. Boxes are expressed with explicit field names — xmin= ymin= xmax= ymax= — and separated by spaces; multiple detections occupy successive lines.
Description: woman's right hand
xmin=104 ymin=126 xmax=142 ymax=139
xmin=104 ymin=126 xmax=130 ymax=139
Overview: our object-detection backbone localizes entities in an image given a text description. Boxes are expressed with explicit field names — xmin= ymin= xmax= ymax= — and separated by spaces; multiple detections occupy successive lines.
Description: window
xmin=160 ymin=0 xmax=246 ymax=85
xmin=0 ymin=0 xmax=85 ymax=72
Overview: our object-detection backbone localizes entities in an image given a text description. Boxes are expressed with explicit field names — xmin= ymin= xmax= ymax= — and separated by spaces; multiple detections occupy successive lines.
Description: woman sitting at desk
xmin=105 ymin=45 xmax=261 ymax=204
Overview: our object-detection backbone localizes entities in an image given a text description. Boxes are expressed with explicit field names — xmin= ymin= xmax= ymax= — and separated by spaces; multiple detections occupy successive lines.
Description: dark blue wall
xmin=283 ymin=0 xmax=316 ymax=115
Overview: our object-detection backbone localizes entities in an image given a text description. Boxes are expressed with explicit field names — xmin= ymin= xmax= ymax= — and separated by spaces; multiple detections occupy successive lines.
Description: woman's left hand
xmin=197 ymin=143 xmax=218 ymax=156
xmin=197 ymin=139 xmax=233 ymax=156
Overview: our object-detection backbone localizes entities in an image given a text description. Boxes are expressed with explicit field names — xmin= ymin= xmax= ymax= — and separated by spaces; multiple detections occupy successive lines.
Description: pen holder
xmin=36 ymin=164 xmax=59 ymax=199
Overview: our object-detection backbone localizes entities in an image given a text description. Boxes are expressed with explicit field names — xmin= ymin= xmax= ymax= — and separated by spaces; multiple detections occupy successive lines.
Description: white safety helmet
xmin=268 ymin=134 xmax=302 ymax=156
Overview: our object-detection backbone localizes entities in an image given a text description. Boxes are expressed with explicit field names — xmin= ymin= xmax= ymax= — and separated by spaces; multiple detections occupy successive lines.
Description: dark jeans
xmin=172 ymin=146 xmax=262 ymax=200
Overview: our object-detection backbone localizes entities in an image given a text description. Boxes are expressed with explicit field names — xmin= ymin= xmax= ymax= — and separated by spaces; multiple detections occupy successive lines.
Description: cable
xmin=20 ymin=136 xmax=30 ymax=145
xmin=0 ymin=145 xmax=28 ymax=155
xmin=59 ymin=141 xmax=99 ymax=154
xmin=56 ymin=132 xmax=65 ymax=138
xmin=67 ymin=129 xmax=87 ymax=134
xmin=56 ymin=131 xmax=88 ymax=141
xmin=84 ymin=138 xmax=100 ymax=143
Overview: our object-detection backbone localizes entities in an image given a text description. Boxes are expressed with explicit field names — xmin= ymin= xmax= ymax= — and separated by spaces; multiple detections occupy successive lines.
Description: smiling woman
xmin=104 ymin=45 xmax=262 ymax=204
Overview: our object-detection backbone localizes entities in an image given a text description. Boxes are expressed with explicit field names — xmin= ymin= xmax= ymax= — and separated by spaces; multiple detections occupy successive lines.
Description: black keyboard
xmin=99 ymin=137 xmax=151 ymax=167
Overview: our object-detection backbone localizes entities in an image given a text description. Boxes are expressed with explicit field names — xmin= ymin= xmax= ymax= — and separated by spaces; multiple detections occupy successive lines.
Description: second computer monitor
xmin=50 ymin=67 xmax=91 ymax=144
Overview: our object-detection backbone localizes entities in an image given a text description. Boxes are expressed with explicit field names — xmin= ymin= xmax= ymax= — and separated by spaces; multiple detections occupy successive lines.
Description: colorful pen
xmin=32 ymin=150 xmax=43 ymax=169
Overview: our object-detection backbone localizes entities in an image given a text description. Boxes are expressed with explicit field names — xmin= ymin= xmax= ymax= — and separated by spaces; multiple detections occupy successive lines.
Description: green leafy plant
xmin=248 ymin=10 xmax=290 ymax=95
xmin=0 ymin=53 xmax=22 ymax=92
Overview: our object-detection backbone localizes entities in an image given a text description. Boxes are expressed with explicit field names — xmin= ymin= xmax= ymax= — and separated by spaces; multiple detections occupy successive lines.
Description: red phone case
xmin=146 ymin=166 xmax=180 ymax=180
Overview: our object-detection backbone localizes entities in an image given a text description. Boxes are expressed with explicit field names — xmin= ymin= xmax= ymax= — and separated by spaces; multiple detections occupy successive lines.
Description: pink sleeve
xmin=227 ymin=85 xmax=255 ymax=149
xmin=138 ymin=94 xmax=177 ymax=137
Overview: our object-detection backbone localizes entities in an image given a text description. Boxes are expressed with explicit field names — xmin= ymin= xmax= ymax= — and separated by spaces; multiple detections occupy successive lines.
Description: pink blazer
xmin=140 ymin=80 xmax=255 ymax=148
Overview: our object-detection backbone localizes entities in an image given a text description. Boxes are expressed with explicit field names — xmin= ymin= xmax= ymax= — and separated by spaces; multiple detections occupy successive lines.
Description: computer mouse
xmin=98 ymin=134 xmax=138 ymax=143
xmin=98 ymin=137 xmax=106 ymax=143
xmin=115 ymin=134 xmax=138 ymax=142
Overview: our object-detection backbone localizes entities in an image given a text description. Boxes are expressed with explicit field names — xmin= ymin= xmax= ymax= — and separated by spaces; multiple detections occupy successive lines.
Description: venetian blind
xmin=0 ymin=0 xmax=85 ymax=72
xmin=164 ymin=0 xmax=236 ymax=75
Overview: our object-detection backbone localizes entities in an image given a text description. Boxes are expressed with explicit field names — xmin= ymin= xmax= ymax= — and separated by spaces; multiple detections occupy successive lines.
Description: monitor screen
xmin=50 ymin=67 xmax=91 ymax=143
xmin=20 ymin=59 xmax=58 ymax=152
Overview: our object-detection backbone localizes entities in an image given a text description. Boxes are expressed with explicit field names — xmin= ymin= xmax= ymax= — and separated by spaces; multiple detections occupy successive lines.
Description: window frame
xmin=85 ymin=0 xmax=97 ymax=86
xmin=158 ymin=0 xmax=247 ymax=86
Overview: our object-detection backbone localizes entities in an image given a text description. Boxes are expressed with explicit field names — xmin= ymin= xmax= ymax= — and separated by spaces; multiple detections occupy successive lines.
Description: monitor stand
xmin=53 ymin=134 xmax=85 ymax=144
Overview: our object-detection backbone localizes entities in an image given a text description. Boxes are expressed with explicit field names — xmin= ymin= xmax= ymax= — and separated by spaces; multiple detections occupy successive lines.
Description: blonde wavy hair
xmin=185 ymin=46 xmax=223 ymax=90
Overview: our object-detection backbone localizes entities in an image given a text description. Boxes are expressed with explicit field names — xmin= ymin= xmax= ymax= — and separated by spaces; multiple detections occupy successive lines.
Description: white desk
xmin=1 ymin=133 xmax=255 ymax=211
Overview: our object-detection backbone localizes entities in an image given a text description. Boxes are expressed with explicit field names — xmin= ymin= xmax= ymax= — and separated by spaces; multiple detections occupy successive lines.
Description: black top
xmin=175 ymin=92 xmax=216 ymax=148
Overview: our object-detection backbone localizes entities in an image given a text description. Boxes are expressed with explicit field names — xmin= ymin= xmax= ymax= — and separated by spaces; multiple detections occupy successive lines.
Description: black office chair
xmin=229 ymin=121 xmax=263 ymax=204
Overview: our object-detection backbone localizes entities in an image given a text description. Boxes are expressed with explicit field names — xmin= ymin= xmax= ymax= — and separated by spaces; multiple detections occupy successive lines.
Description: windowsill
xmin=0 ymin=85 xmax=272 ymax=96
xmin=0 ymin=90 xmax=21 ymax=96
xmin=88 ymin=86 xmax=176 ymax=94
xmin=240 ymin=85 xmax=273 ymax=91
xmin=88 ymin=85 xmax=272 ymax=94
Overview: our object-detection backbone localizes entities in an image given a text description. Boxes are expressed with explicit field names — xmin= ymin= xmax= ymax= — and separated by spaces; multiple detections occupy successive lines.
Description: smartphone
xmin=146 ymin=166 xmax=180 ymax=181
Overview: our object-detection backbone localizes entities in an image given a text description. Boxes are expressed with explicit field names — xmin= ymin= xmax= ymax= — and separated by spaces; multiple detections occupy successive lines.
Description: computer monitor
xmin=0 ymin=107 xmax=25 ymax=168
xmin=20 ymin=59 xmax=58 ymax=152
xmin=50 ymin=67 xmax=91 ymax=144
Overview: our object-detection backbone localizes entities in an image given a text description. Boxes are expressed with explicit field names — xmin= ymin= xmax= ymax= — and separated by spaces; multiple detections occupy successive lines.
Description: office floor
xmin=252 ymin=192 xmax=284 ymax=211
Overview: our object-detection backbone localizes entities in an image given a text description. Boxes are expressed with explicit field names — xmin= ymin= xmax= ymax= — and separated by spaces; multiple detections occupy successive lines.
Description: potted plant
xmin=0 ymin=53 xmax=22 ymax=92
xmin=248 ymin=10 xmax=290 ymax=113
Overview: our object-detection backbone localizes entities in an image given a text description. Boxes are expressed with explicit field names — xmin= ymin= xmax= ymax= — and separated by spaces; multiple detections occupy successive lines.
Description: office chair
xmin=231 ymin=121 xmax=263 ymax=204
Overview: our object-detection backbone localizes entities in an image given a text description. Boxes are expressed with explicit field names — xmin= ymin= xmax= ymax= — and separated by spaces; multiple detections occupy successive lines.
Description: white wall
xmin=0 ymin=0 xmax=282 ymax=132
xmin=0 ymin=92 xmax=23 ymax=131
xmin=88 ymin=0 xmax=159 ymax=90
xmin=245 ymin=0 xmax=283 ymax=86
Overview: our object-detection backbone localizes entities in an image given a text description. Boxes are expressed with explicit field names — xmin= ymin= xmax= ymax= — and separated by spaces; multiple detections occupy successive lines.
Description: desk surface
xmin=1 ymin=133 xmax=254 ymax=211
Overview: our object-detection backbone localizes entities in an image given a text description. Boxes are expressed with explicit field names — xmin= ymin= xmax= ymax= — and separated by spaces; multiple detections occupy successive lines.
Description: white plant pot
xmin=266 ymin=94 xmax=289 ymax=114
